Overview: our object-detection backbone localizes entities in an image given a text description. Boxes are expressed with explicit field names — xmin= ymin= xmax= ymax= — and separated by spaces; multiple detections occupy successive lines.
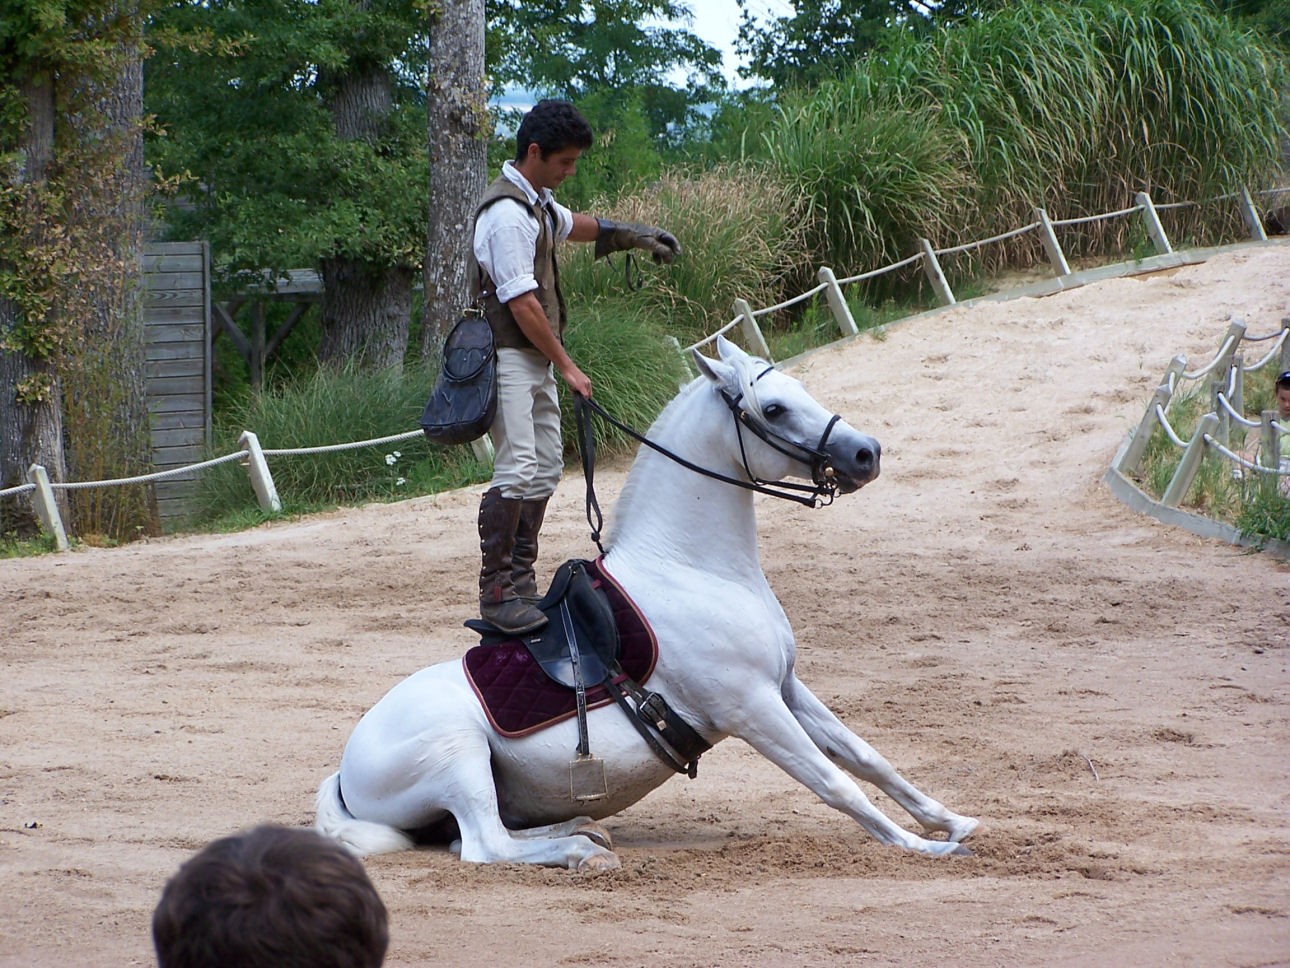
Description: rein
xmin=573 ymin=391 xmax=839 ymax=554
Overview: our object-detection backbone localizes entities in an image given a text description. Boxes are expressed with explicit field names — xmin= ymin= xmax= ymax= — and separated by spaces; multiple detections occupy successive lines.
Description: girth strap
xmin=604 ymin=668 xmax=711 ymax=778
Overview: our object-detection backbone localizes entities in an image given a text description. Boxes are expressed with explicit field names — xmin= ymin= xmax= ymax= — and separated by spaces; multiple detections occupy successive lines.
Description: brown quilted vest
xmin=468 ymin=175 xmax=567 ymax=350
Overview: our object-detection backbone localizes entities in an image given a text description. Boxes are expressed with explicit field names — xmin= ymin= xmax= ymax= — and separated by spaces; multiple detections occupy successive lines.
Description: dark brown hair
xmin=152 ymin=824 xmax=388 ymax=968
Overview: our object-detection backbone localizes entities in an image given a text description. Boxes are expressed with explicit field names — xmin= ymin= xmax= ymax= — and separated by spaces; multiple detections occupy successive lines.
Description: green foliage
xmin=192 ymin=361 xmax=486 ymax=521
xmin=748 ymin=0 xmax=1288 ymax=289
xmin=550 ymin=90 xmax=664 ymax=213
xmin=487 ymin=0 xmax=725 ymax=149
xmin=761 ymin=74 xmax=977 ymax=287
xmin=0 ymin=528 xmax=60 ymax=558
xmin=560 ymin=300 xmax=690 ymax=455
xmin=559 ymin=164 xmax=814 ymax=343
xmin=1134 ymin=370 xmax=1289 ymax=546
xmin=145 ymin=0 xmax=429 ymax=284
xmin=868 ymin=0 xmax=1288 ymax=259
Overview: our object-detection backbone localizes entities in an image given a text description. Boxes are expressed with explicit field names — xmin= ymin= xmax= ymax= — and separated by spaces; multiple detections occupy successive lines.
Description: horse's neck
xmin=606 ymin=386 xmax=763 ymax=579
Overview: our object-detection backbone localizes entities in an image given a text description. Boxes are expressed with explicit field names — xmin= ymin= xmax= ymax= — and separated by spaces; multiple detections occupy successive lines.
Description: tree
xmin=2 ymin=0 xmax=154 ymax=540
xmin=734 ymin=0 xmax=1003 ymax=90
xmin=423 ymin=0 xmax=487 ymax=356
xmin=0 ymin=64 xmax=65 ymax=536
xmin=487 ymin=0 xmax=726 ymax=149
xmin=147 ymin=0 xmax=429 ymax=372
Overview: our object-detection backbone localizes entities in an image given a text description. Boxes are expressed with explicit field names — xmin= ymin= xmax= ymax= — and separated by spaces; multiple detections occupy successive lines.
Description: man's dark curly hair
xmin=152 ymin=824 xmax=388 ymax=968
xmin=515 ymin=98 xmax=593 ymax=162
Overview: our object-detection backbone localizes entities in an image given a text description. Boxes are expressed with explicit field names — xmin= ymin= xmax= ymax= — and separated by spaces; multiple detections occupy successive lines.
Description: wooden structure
xmin=212 ymin=269 xmax=321 ymax=389
xmin=143 ymin=241 xmax=212 ymax=522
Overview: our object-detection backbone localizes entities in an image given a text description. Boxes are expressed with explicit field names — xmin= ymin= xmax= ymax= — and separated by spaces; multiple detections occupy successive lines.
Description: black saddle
xmin=465 ymin=558 xmax=620 ymax=689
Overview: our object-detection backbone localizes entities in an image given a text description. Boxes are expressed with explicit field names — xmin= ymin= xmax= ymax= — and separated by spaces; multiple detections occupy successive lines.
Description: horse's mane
xmin=605 ymin=374 xmax=707 ymax=545
xmin=606 ymin=348 xmax=769 ymax=547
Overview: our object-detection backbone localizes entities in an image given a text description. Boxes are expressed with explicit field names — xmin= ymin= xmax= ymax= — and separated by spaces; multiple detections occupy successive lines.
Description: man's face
xmin=524 ymin=143 xmax=583 ymax=192
xmin=1275 ymin=384 xmax=1290 ymax=420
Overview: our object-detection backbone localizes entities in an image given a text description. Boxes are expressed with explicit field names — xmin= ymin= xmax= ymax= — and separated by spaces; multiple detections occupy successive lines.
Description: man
xmin=470 ymin=99 xmax=680 ymax=633
xmin=152 ymin=824 xmax=388 ymax=968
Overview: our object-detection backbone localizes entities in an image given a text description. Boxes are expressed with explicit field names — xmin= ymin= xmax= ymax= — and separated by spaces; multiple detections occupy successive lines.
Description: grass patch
xmin=0 ymin=531 xmax=62 ymax=559
xmin=1133 ymin=371 xmax=1289 ymax=545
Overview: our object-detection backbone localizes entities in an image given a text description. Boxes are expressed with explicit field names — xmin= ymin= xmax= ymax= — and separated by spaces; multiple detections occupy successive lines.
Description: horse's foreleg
xmin=730 ymin=688 xmax=969 ymax=856
xmin=782 ymin=675 xmax=978 ymax=842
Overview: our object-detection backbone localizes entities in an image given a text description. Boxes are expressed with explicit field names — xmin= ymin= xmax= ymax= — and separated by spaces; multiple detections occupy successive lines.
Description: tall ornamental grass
xmin=761 ymin=76 xmax=978 ymax=283
xmin=558 ymin=164 xmax=814 ymax=342
xmin=759 ymin=0 xmax=1288 ymax=283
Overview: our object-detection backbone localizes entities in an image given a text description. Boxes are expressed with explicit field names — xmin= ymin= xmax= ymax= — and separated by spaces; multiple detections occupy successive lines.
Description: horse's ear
xmin=715 ymin=334 xmax=749 ymax=363
xmin=692 ymin=347 xmax=739 ymax=388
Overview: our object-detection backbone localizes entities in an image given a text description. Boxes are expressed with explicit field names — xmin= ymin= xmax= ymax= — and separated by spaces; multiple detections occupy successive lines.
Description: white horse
xmin=316 ymin=336 xmax=977 ymax=870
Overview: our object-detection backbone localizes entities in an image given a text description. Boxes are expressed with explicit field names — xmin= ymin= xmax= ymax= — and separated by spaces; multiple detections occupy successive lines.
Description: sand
xmin=2 ymin=244 xmax=1289 ymax=968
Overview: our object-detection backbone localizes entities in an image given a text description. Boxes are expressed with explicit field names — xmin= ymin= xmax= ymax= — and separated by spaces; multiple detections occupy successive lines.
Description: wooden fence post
xmin=238 ymin=430 xmax=281 ymax=512
xmin=919 ymin=239 xmax=955 ymax=306
xmin=1162 ymin=412 xmax=1219 ymax=507
xmin=817 ymin=267 xmax=859 ymax=337
xmin=1135 ymin=191 xmax=1172 ymax=254
xmin=1034 ymin=208 xmax=1071 ymax=276
xmin=1259 ymin=411 xmax=1279 ymax=471
xmin=26 ymin=464 xmax=69 ymax=552
xmin=1207 ymin=321 xmax=1245 ymax=448
xmin=470 ymin=436 xmax=494 ymax=464
xmin=1117 ymin=383 xmax=1174 ymax=475
xmin=1238 ymin=186 xmax=1268 ymax=242
xmin=1281 ymin=317 xmax=1290 ymax=373
xmin=732 ymin=298 xmax=773 ymax=361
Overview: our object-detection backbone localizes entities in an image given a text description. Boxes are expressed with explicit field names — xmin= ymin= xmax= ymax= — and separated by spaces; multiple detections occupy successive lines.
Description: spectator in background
xmin=152 ymin=823 xmax=388 ymax=968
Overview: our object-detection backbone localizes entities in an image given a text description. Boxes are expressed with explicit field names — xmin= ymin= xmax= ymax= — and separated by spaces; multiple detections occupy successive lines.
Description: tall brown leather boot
xmin=511 ymin=496 xmax=549 ymax=603
xmin=478 ymin=488 xmax=547 ymax=634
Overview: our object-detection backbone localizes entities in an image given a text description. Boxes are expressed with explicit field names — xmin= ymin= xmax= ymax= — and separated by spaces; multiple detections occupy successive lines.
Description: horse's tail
xmin=314 ymin=771 xmax=415 ymax=856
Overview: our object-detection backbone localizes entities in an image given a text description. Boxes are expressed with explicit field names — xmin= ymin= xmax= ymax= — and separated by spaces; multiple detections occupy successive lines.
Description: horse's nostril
xmin=856 ymin=444 xmax=881 ymax=478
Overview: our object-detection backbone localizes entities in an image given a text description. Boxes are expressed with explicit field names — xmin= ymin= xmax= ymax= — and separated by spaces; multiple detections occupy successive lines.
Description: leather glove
xmin=594 ymin=219 xmax=681 ymax=264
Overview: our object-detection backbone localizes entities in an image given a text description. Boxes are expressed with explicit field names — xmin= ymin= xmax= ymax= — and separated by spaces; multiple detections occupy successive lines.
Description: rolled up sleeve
xmin=475 ymin=205 xmax=541 ymax=305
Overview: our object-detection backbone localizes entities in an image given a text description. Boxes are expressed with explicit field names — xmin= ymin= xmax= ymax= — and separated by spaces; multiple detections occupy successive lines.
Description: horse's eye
xmin=763 ymin=404 xmax=785 ymax=420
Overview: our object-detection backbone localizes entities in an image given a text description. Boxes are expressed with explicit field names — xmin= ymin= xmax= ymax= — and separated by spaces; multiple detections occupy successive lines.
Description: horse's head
xmin=692 ymin=336 xmax=880 ymax=496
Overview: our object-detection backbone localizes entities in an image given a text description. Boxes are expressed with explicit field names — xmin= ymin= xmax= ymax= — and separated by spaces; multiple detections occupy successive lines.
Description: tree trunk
xmin=317 ymin=259 xmax=413 ymax=371
xmin=0 ymin=70 xmax=68 ymax=538
xmin=60 ymin=9 xmax=158 ymax=539
xmin=319 ymin=56 xmax=411 ymax=371
xmin=423 ymin=0 xmax=487 ymax=359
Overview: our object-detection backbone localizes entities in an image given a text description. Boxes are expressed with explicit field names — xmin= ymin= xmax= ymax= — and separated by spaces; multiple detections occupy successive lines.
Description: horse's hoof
xmin=946 ymin=815 xmax=979 ymax=843
xmin=574 ymin=821 xmax=613 ymax=851
xmin=576 ymin=851 xmax=620 ymax=872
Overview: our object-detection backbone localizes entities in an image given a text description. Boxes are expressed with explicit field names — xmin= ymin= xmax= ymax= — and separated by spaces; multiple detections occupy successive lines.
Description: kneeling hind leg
xmin=443 ymin=733 xmax=620 ymax=871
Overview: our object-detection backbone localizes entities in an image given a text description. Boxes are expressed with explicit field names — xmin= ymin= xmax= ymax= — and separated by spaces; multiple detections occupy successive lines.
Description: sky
xmin=684 ymin=0 xmax=793 ymax=86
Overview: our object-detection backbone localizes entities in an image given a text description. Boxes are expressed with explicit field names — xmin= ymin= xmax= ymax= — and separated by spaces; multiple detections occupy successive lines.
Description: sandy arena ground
xmin=2 ymin=244 xmax=1289 ymax=968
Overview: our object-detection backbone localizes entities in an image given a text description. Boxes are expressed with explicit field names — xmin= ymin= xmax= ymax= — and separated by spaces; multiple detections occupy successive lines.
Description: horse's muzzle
xmin=830 ymin=437 xmax=881 ymax=494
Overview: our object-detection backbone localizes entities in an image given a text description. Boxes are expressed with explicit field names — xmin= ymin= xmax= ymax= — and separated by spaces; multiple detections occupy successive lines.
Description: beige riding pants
xmin=489 ymin=347 xmax=563 ymax=500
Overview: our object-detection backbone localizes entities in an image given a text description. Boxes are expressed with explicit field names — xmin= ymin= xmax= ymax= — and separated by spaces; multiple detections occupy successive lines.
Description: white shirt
xmin=473 ymin=160 xmax=574 ymax=305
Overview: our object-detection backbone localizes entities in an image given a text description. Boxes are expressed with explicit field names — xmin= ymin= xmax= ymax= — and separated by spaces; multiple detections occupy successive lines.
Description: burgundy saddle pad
xmin=462 ymin=557 xmax=658 ymax=738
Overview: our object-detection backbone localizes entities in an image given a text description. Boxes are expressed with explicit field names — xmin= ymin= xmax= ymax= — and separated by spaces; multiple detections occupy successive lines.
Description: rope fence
xmin=1112 ymin=317 xmax=1290 ymax=510
xmin=9 ymin=181 xmax=1288 ymax=552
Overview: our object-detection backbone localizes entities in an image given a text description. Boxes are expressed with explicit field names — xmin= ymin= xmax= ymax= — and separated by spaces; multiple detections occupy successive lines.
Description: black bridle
xmin=573 ymin=376 xmax=843 ymax=554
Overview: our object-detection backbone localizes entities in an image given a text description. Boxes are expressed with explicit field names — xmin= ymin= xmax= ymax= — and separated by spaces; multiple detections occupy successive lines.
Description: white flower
xmin=396 ymin=477 xmax=407 ymax=487
xmin=393 ymin=451 xmax=401 ymax=459
xmin=385 ymin=453 xmax=397 ymax=465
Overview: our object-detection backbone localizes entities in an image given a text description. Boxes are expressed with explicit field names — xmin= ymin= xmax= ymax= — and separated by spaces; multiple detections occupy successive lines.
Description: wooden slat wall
xmin=143 ymin=241 xmax=211 ymax=524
